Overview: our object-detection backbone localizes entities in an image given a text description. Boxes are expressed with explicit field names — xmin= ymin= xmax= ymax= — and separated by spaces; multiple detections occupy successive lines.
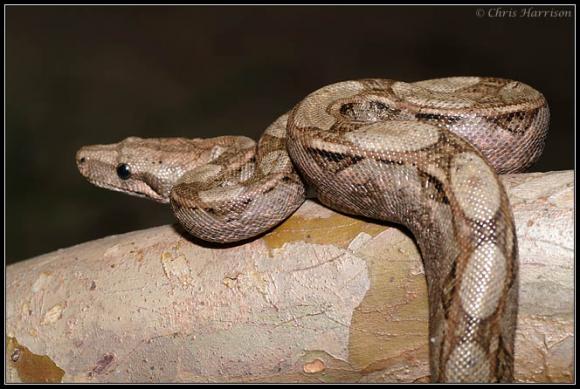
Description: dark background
xmin=6 ymin=6 xmax=574 ymax=264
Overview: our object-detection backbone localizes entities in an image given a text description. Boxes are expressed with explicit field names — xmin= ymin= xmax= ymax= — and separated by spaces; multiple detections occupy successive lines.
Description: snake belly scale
xmin=76 ymin=77 xmax=549 ymax=382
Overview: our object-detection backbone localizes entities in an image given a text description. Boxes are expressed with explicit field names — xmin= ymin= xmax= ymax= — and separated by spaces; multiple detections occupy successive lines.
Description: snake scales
xmin=76 ymin=77 xmax=549 ymax=382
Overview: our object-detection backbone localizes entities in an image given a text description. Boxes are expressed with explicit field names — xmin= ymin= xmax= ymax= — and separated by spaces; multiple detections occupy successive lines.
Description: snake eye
xmin=116 ymin=163 xmax=132 ymax=180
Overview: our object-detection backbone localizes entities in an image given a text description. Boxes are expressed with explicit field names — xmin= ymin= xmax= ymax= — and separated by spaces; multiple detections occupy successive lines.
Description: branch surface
xmin=6 ymin=170 xmax=573 ymax=383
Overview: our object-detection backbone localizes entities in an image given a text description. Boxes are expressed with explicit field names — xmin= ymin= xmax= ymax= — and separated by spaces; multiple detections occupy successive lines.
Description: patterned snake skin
xmin=76 ymin=77 xmax=549 ymax=382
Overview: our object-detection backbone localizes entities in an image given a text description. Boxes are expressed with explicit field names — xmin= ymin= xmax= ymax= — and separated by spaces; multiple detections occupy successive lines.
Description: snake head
xmin=76 ymin=137 xmax=202 ymax=203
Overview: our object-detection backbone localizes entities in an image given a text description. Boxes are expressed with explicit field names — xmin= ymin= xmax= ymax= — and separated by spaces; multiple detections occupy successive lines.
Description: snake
xmin=76 ymin=77 xmax=549 ymax=382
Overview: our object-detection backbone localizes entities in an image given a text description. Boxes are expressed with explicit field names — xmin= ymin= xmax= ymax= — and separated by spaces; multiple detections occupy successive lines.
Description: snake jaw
xmin=81 ymin=175 xmax=168 ymax=204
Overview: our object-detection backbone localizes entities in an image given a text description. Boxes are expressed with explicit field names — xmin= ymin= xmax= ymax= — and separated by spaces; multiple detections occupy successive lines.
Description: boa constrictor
xmin=76 ymin=77 xmax=549 ymax=382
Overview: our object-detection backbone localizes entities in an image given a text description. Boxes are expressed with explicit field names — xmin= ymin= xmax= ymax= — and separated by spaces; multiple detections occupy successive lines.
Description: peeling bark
xmin=6 ymin=170 xmax=573 ymax=383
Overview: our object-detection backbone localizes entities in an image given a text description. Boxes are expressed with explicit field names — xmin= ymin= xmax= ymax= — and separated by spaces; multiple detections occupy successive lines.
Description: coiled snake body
xmin=76 ymin=77 xmax=549 ymax=382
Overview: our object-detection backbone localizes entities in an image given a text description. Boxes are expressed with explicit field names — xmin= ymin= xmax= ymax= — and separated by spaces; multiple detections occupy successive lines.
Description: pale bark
xmin=6 ymin=170 xmax=573 ymax=383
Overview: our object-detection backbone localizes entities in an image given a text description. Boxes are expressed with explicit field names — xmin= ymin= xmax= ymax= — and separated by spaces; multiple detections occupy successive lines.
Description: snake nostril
xmin=76 ymin=151 xmax=87 ymax=165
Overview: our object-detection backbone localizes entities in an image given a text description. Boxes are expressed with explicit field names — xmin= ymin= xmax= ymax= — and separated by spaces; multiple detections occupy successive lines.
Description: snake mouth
xmin=82 ymin=176 xmax=169 ymax=204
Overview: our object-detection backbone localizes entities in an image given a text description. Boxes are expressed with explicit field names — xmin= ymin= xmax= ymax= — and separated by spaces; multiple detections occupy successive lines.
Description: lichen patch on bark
xmin=7 ymin=337 xmax=65 ymax=383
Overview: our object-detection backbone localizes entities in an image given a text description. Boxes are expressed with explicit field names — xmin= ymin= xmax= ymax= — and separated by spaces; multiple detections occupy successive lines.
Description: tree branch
xmin=6 ymin=170 xmax=573 ymax=383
